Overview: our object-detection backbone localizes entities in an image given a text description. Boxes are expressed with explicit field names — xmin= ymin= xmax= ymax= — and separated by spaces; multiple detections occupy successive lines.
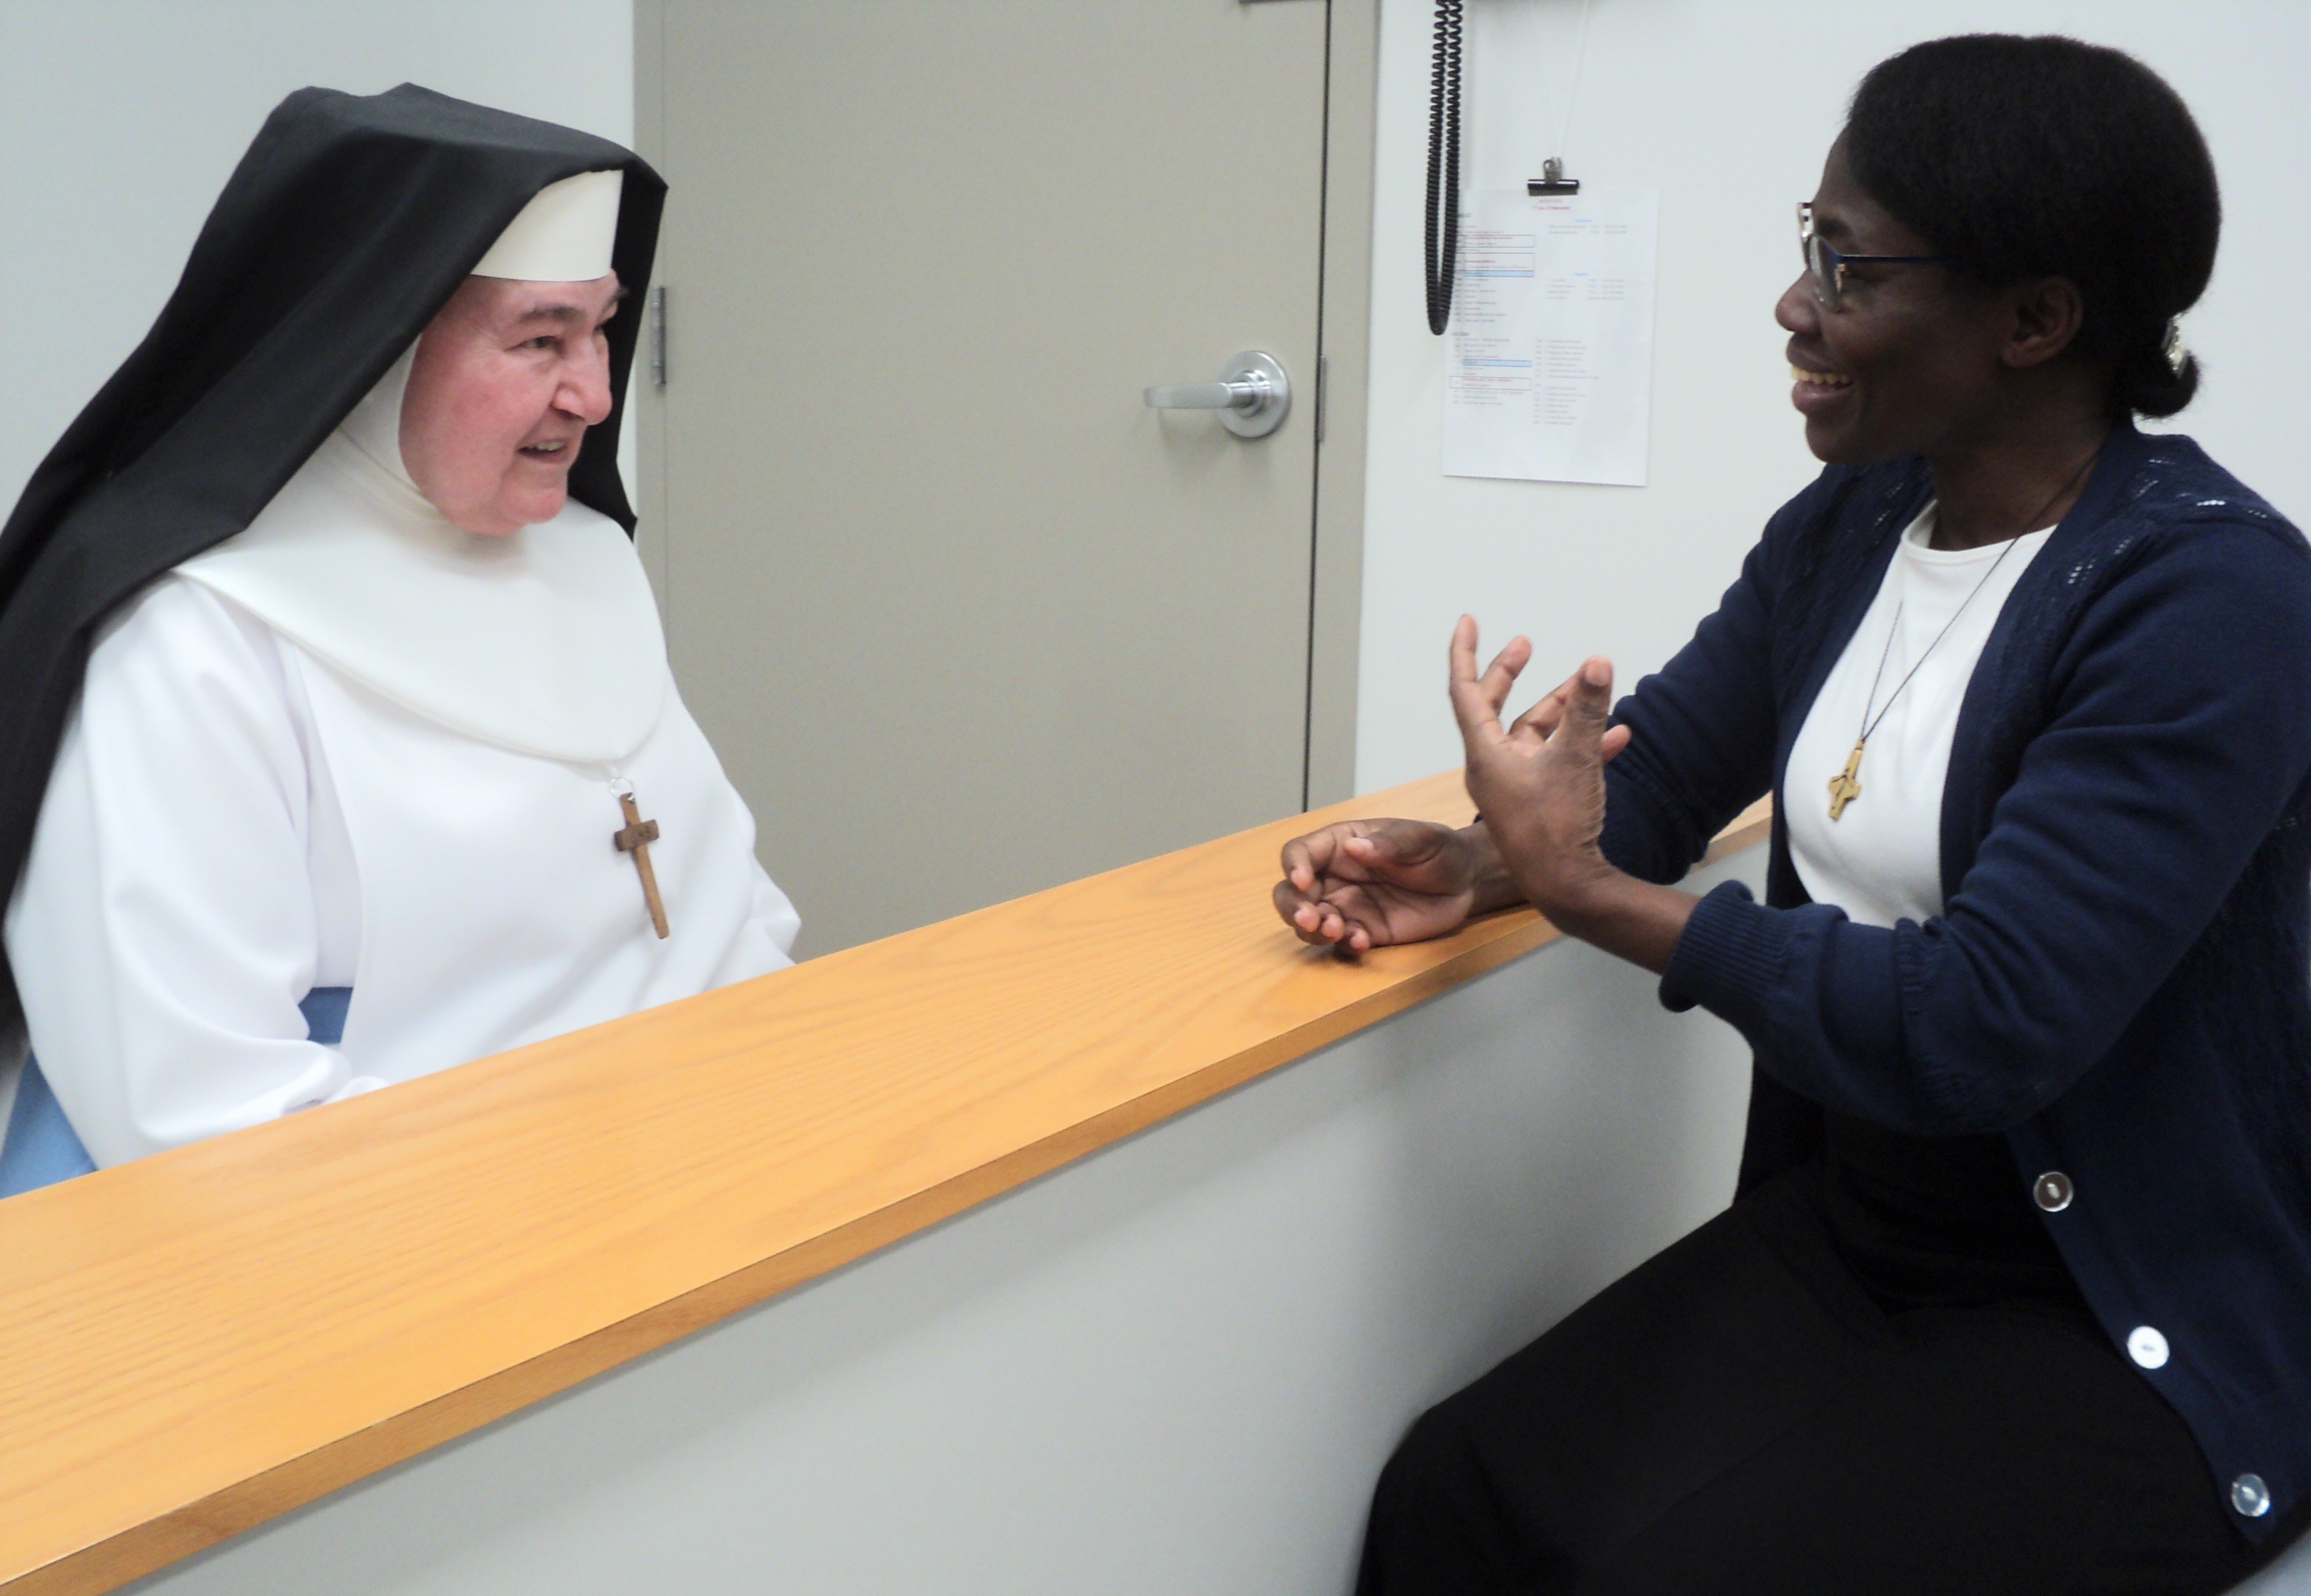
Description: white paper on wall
xmin=1442 ymin=188 xmax=1659 ymax=487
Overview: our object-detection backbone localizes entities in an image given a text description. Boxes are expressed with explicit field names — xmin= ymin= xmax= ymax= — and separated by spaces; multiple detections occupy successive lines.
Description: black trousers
xmin=1356 ymin=1166 xmax=2306 ymax=1596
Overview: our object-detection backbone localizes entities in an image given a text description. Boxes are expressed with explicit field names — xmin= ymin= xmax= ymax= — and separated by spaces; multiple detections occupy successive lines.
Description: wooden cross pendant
xmin=614 ymin=790 xmax=671 ymax=939
xmin=1826 ymin=738 xmax=1865 ymax=821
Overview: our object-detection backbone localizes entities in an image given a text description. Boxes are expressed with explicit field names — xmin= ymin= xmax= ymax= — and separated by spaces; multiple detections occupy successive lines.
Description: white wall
xmin=1356 ymin=0 xmax=2311 ymax=791
xmin=0 ymin=0 xmax=634 ymax=519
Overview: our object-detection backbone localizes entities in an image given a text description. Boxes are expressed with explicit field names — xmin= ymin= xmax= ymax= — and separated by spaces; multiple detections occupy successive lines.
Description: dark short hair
xmin=1843 ymin=34 xmax=2219 ymax=419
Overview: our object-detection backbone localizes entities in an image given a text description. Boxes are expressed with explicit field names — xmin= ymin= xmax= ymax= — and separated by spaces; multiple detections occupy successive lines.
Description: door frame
xmin=632 ymin=0 xmax=1377 ymax=811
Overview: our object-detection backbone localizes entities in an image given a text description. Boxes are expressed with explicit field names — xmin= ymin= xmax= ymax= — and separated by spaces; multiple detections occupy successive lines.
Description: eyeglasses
xmin=1798 ymin=201 xmax=1953 ymax=311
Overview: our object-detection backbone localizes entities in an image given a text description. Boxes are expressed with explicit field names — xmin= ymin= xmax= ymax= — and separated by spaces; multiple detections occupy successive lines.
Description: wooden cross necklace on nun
xmin=611 ymin=780 xmax=670 ymax=938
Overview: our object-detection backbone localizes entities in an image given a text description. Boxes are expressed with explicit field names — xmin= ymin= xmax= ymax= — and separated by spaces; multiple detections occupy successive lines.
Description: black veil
xmin=0 ymin=84 xmax=666 ymax=1019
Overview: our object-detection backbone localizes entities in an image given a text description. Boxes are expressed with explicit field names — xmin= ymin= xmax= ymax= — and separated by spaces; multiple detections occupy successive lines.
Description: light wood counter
xmin=0 ymin=773 xmax=1769 ymax=1595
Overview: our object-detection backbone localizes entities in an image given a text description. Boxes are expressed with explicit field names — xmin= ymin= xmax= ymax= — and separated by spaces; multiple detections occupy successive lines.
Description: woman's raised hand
xmin=1268 ymin=619 xmax=1634 ymax=956
xmin=1272 ymin=819 xmax=1485 ymax=953
xmin=1446 ymin=616 xmax=1630 ymax=911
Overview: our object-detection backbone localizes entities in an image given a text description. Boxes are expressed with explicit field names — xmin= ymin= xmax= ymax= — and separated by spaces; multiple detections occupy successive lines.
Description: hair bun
xmin=2119 ymin=348 xmax=2200 ymax=420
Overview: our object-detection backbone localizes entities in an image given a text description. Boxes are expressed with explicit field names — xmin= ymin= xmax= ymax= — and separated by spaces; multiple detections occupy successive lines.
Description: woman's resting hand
xmin=1272 ymin=818 xmax=1519 ymax=953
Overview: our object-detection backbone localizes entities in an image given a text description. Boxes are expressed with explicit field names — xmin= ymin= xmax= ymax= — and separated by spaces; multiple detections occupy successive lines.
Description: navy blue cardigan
xmin=1598 ymin=421 xmax=2311 ymax=1540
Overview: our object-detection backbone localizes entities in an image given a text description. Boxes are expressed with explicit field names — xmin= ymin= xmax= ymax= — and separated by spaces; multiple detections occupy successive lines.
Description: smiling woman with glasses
xmin=1277 ymin=31 xmax=2311 ymax=1594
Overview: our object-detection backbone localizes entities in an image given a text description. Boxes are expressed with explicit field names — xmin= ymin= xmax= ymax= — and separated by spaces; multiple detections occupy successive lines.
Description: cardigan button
xmin=2127 ymin=1326 xmax=2170 ymax=1369
xmin=2231 ymin=1474 xmax=2272 ymax=1519
xmin=2032 ymin=1171 xmax=2074 ymax=1212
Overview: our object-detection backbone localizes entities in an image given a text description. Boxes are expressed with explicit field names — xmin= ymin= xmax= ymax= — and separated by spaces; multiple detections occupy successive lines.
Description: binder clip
xmin=1527 ymin=157 xmax=1580 ymax=196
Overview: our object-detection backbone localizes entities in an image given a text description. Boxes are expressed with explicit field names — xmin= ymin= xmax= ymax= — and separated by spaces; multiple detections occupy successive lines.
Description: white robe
xmin=3 ymin=411 xmax=799 ymax=1168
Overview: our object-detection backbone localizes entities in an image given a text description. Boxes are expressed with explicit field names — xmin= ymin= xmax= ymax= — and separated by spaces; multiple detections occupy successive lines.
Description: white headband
xmin=471 ymin=168 xmax=623 ymax=281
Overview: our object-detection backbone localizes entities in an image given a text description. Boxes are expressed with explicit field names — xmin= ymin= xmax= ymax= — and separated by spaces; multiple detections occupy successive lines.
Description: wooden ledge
xmin=0 ymin=774 xmax=1769 ymax=1594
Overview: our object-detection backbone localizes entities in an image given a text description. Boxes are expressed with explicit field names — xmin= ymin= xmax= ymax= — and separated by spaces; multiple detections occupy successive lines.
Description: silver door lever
xmin=1145 ymin=351 xmax=1290 ymax=438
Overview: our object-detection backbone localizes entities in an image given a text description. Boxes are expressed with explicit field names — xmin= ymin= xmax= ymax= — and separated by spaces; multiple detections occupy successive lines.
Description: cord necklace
xmin=1826 ymin=450 xmax=2098 ymax=821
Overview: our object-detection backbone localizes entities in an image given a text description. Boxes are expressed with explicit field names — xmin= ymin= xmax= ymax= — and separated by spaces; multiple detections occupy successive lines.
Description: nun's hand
xmin=1446 ymin=616 xmax=1631 ymax=915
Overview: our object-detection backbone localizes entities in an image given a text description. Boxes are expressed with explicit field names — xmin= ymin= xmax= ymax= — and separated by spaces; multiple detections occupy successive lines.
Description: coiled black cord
xmin=1424 ymin=0 xmax=1464 ymax=335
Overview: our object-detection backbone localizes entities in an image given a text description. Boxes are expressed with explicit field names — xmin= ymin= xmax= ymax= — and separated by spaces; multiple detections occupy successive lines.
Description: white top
xmin=3 ymin=424 xmax=799 ymax=1167
xmin=1785 ymin=505 xmax=2053 ymax=929
xmin=179 ymin=433 xmax=666 ymax=764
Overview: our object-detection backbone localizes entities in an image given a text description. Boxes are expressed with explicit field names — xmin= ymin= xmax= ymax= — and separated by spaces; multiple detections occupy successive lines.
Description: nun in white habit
xmin=0 ymin=92 xmax=797 ymax=1189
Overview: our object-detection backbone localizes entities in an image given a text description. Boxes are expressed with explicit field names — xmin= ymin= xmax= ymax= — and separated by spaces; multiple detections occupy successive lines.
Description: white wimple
xmin=472 ymin=168 xmax=622 ymax=282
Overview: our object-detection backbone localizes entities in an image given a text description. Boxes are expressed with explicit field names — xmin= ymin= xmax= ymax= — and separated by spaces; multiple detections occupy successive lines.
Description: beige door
xmin=639 ymin=1 xmax=1364 ymax=956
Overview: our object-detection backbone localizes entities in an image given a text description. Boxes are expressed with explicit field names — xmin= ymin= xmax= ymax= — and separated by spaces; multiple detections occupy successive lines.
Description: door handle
xmin=1144 ymin=351 xmax=1291 ymax=438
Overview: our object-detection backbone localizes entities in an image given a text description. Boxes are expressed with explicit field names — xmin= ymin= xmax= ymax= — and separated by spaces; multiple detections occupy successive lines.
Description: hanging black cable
xmin=1423 ymin=0 xmax=1465 ymax=335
